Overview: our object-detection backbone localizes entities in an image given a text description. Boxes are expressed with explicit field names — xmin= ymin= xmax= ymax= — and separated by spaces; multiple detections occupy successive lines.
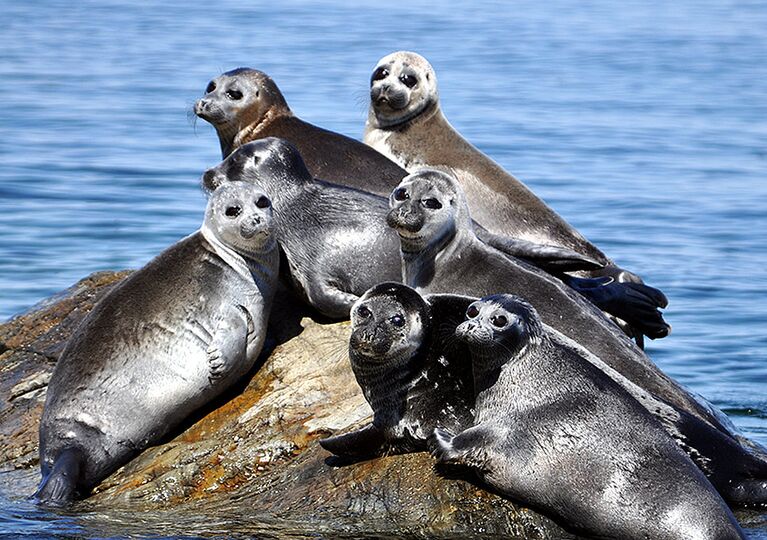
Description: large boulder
xmin=0 ymin=271 xmax=571 ymax=539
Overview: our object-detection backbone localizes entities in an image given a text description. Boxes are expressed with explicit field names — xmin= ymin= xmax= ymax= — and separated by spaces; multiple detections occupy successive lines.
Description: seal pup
xmin=385 ymin=168 xmax=739 ymax=436
xmin=202 ymin=138 xmax=601 ymax=318
xmin=34 ymin=182 xmax=280 ymax=505
xmin=319 ymin=283 xmax=475 ymax=458
xmin=194 ymin=67 xmax=406 ymax=195
xmin=432 ymin=294 xmax=745 ymax=540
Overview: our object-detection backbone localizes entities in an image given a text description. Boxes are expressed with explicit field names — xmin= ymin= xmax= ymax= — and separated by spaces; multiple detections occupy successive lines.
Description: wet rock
xmin=0 ymin=271 xmax=570 ymax=539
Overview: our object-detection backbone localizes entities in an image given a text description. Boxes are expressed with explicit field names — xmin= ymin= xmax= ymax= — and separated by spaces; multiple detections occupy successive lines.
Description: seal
xmin=194 ymin=67 xmax=406 ymax=196
xmin=364 ymin=51 xmax=610 ymax=259
xmin=385 ymin=168 xmax=734 ymax=435
xmin=432 ymin=294 xmax=745 ymax=540
xmin=319 ymin=283 xmax=475 ymax=458
xmin=202 ymin=138 xmax=601 ymax=318
xmin=364 ymin=51 xmax=669 ymax=346
xmin=34 ymin=182 xmax=280 ymax=505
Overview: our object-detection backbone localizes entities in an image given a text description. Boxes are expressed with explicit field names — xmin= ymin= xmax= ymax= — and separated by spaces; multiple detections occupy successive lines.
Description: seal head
xmin=203 ymin=181 xmax=276 ymax=257
xmin=386 ymin=168 xmax=468 ymax=253
xmin=194 ymin=68 xmax=290 ymax=157
xmin=369 ymin=51 xmax=439 ymax=130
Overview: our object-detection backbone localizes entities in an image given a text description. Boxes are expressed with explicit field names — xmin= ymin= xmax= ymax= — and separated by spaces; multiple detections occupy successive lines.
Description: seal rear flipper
xmin=32 ymin=447 xmax=84 ymax=506
xmin=566 ymin=277 xmax=671 ymax=340
xmin=476 ymin=229 xmax=603 ymax=272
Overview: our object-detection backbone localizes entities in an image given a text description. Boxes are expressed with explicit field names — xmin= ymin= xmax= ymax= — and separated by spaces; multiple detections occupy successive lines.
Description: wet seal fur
xmin=385 ymin=168 xmax=740 ymax=439
xmin=195 ymin=67 xmax=406 ymax=195
xmin=319 ymin=283 xmax=475 ymax=458
xmin=34 ymin=182 xmax=280 ymax=505
xmin=364 ymin=51 xmax=670 ymax=344
xmin=202 ymin=138 xmax=602 ymax=318
xmin=323 ymin=287 xmax=767 ymax=507
xmin=432 ymin=294 xmax=745 ymax=540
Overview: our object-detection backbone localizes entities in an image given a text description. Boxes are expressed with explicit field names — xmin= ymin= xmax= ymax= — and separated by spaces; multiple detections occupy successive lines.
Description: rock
xmin=0 ymin=271 xmax=571 ymax=539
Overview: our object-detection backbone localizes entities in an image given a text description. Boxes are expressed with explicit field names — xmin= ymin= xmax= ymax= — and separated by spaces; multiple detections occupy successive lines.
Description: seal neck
xmin=401 ymin=225 xmax=463 ymax=288
xmin=221 ymin=106 xmax=293 ymax=158
xmin=200 ymin=225 xmax=277 ymax=285
xmin=369 ymin=98 xmax=440 ymax=133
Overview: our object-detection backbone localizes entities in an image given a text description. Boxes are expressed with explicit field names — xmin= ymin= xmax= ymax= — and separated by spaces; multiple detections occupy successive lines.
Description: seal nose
xmin=194 ymin=98 xmax=209 ymax=114
xmin=201 ymin=168 xmax=225 ymax=192
xmin=386 ymin=206 xmax=422 ymax=233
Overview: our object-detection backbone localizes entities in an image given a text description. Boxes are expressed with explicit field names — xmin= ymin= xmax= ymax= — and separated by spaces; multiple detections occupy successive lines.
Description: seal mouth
xmin=455 ymin=322 xmax=494 ymax=348
xmin=240 ymin=222 xmax=269 ymax=240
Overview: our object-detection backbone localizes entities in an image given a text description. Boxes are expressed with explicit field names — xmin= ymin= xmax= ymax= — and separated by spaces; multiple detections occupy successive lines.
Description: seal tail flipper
xmin=725 ymin=479 xmax=767 ymax=506
xmin=32 ymin=447 xmax=83 ymax=506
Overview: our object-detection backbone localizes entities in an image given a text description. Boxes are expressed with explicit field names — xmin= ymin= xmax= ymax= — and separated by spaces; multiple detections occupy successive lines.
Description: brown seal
xmin=194 ymin=67 xmax=406 ymax=196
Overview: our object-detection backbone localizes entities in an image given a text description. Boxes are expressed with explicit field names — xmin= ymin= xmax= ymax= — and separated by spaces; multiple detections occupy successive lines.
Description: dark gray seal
xmin=322 ymin=286 xmax=767 ymax=507
xmin=34 ymin=182 xmax=280 ymax=505
xmin=433 ymin=294 xmax=745 ymax=540
xmin=194 ymin=67 xmax=406 ymax=195
xmin=319 ymin=283 xmax=475 ymax=458
xmin=201 ymin=138 xmax=600 ymax=318
xmin=385 ymin=168 xmax=733 ymax=436
xmin=364 ymin=51 xmax=668 ymax=344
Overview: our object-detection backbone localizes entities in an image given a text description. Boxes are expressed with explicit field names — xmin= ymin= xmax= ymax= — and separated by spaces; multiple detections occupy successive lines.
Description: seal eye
xmin=491 ymin=315 xmax=508 ymax=328
xmin=400 ymin=74 xmax=417 ymax=88
xmin=371 ymin=67 xmax=389 ymax=82
xmin=226 ymin=89 xmax=243 ymax=100
xmin=255 ymin=196 xmax=270 ymax=209
xmin=390 ymin=314 xmax=406 ymax=327
xmin=422 ymin=198 xmax=442 ymax=210
xmin=225 ymin=206 xmax=242 ymax=218
xmin=393 ymin=188 xmax=409 ymax=201
xmin=357 ymin=305 xmax=372 ymax=319
xmin=205 ymin=81 xmax=216 ymax=94
xmin=467 ymin=305 xmax=480 ymax=319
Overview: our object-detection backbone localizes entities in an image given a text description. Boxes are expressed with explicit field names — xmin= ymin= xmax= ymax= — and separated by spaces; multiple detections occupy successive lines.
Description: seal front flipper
xmin=207 ymin=305 xmax=251 ymax=383
xmin=305 ymin=279 xmax=359 ymax=319
xmin=431 ymin=426 xmax=494 ymax=470
xmin=319 ymin=424 xmax=387 ymax=459
xmin=33 ymin=447 xmax=84 ymax=506
xmin=476 ymin=229 xmax=603 ymax=273
xmin=566 ymin=277 xmax=671 ymax=340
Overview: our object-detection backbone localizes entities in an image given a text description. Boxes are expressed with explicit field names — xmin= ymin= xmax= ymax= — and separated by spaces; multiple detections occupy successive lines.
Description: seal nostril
xmin=202 ymin=169 xmax=220 ymax=190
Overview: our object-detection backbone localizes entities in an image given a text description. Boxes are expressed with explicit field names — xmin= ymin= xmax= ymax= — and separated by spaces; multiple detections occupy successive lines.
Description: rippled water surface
xmin=1 ymin=0 xmax=766 ymax=537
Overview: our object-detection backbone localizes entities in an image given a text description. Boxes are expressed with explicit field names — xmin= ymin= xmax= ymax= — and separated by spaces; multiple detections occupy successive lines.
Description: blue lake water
xmin=1 ymin=0 xmax=766 ymax=537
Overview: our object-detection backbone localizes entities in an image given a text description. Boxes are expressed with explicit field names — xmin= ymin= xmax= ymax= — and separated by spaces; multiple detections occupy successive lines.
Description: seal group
xmin=32 ymin=49 xmax=767 ymax=540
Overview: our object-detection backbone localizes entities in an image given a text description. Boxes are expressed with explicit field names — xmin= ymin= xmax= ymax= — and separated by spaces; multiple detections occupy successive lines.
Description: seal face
xmin=34 ymin=182 xmax=280 ymax=505
xmin=319 ymin=283 xmax=475 ymax=458
xmin=433 ymin=294 xmax=745 ymax=540
xmin=368 ymin=51 xmax=439 ymax=130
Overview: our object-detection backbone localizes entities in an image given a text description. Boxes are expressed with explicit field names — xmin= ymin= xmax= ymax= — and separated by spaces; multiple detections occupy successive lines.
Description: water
xmin=1 ymin=0 xmax=765 ymax=537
